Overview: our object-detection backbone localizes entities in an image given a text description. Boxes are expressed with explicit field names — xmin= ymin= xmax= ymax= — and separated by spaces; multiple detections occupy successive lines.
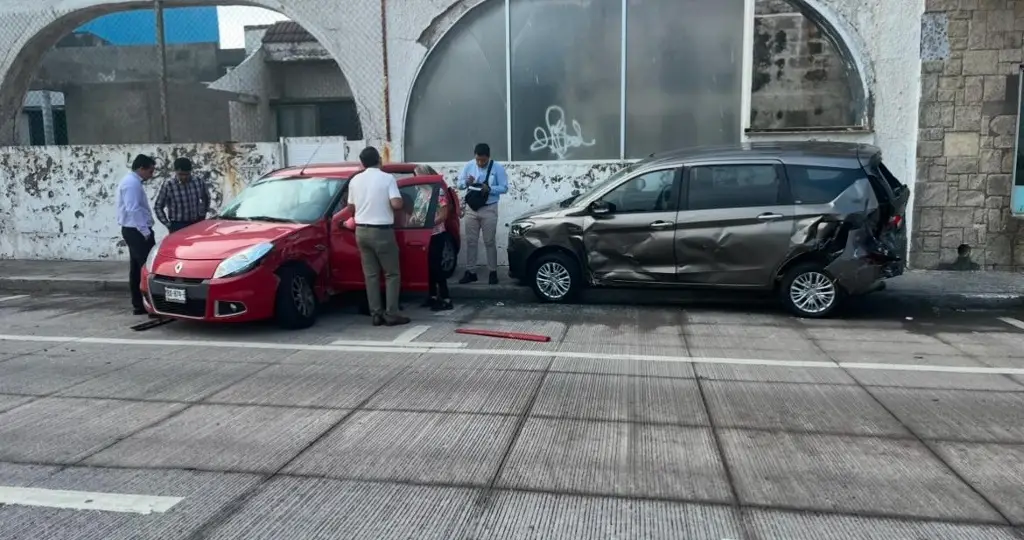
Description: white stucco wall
xmin=0 ymin=0 xmax=923 ymax=267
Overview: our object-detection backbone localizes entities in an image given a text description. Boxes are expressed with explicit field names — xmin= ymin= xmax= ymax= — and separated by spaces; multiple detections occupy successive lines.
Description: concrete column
xmin=40 ymin=90 xmax=54 ymax=146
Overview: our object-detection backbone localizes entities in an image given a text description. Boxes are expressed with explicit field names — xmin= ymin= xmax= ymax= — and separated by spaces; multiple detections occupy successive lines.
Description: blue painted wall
xmin=76 ymin=7 xmax=220 ymax=45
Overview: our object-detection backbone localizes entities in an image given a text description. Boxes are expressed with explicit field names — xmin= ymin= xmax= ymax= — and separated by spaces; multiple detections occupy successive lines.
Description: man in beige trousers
xmin=457 ymin=143 xmax=509 ymax=285
xmin=346 ymin=146 xmax=410 ymax=326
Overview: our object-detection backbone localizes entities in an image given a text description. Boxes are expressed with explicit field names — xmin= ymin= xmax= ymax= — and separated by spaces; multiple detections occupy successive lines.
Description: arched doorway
xmin=0 ymin=0 xmax=373 ymax=146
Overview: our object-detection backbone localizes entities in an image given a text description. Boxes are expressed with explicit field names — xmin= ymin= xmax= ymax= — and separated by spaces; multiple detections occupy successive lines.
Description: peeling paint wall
xmin=0 ymin=143 xmax=281 ymax=260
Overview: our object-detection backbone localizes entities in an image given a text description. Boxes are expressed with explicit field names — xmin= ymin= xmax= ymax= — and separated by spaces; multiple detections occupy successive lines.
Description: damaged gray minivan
xmin=506 ymin=142 xmax=909 ymax=318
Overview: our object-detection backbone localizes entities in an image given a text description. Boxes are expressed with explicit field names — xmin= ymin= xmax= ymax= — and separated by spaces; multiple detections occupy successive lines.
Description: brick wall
xmin=915 ymin=0 xmax=1023 ymax=270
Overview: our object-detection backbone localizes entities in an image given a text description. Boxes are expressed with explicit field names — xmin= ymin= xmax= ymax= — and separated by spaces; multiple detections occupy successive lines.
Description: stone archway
xmin=0 ymin=0 xmax=386 ymax=145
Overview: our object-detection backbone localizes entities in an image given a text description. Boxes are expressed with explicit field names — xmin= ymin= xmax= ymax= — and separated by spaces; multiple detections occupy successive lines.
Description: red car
xmin=140 ymin=162 xmax=461 ymax=329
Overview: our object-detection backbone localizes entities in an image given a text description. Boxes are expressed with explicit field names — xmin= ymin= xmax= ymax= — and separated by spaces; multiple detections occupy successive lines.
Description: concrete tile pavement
xmin=4 ymin=297 xmax=1024 ymax=537
xmin=2 ymin=259 xmax=1024 ymax=308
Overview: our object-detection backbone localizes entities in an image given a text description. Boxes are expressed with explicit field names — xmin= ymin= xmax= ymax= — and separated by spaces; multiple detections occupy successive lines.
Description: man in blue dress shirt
xmin=116 ymin=154 xmax=157 ymax=315
xmin=457 ymin=143 xmax=509 ymax=285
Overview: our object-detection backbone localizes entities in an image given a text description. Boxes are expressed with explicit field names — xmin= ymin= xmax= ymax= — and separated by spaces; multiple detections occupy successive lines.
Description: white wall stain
xmin=530 ymin=105 xmax=596 ymax=161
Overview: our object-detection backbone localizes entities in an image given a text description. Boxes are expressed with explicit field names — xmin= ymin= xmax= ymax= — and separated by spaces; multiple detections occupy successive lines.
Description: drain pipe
xmin=380 ymin=0 xmax=392 ymax=162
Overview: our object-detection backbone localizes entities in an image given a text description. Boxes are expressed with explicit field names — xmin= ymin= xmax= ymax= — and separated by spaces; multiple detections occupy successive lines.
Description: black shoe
xmin=421 ymin=297 xmax=437 ymax=309
xmin=459 ymin=271 xmax=478 ymax=284
xmin=372 ymin=315 xmax=385 ymax=326
xmin=488 ymin=271 xmax=499 ymax=285
xmin=384 ymin=314 xmax=411 ymax=326
xmin=431 ymin=299 xmax=454 ymax=312
xmin=132 ymin=307 xmax=147 ymax=315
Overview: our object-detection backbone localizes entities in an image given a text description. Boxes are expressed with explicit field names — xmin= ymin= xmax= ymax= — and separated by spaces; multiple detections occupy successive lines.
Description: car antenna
xmin=298 ymin=138 xmax=328 ymax=176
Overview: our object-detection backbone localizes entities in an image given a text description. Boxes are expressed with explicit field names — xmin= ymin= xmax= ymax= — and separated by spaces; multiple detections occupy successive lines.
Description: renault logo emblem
xmin=174 ymin=262 xmax=183 ymax=274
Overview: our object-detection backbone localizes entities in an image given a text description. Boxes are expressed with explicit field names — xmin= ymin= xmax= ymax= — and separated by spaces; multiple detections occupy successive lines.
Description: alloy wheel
xmin=291 ymin=276 xmax=315 ymax=318
xmin=789 ymin=271 xmax=836 ymax=315
xmin=536 ymin=262 xmax=571 ymax=300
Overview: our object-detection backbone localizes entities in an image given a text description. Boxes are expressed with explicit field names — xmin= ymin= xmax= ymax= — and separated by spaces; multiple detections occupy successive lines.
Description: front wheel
xmin=779 ymin=263 xmax=843 ymax=318
xmin=275 ymin=266 xmax=318 ymax=329
xmin=529 ymin=252 xmax=581 ymax=303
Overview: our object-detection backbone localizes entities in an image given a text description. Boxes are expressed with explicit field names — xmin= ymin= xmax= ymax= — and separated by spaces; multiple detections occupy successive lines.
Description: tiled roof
xmin=261 ymin=21 xmax=315 ymax=44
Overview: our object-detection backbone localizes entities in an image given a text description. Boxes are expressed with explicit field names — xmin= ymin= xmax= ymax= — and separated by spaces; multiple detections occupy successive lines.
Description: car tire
xmin=529 ymin=252 xmax=581 ymax=303
xmin=275 ymin=266 xmax=318 ymax=329
xmin=779 ymin=262 xmax=843 ymax=318
xmin=440 ymin=234 xmax=458 ymax=280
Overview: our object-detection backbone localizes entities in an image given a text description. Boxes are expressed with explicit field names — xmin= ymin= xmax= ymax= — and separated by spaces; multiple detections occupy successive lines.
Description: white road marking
xmin=0 ymin=486 xmax=183 ymax=515
xmin=999 ymin=317 xmax=1024 ymax=331
xmin=393 ymin=325 xmax=430 ymax=343
xmin=0 ymin=333 xmax=1020 ymax=377
xmin=0 ymin=295 xmax=28 ymax=303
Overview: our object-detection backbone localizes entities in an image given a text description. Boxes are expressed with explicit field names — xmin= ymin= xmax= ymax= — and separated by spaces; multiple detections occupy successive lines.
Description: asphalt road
xmin=2 ymin=292 xmax=1024 ymax=539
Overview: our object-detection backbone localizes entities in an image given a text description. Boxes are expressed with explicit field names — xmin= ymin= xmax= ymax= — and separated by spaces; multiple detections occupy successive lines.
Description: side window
xmin=396 ymin=184 xmax=437 ymax=229
xmin=601 ymin=169 xmax=677 ymax=213
xmin=786 ymin=165 xmax=863 ymax=205
xmin=688 ymin=164 xmax=781 ymax=210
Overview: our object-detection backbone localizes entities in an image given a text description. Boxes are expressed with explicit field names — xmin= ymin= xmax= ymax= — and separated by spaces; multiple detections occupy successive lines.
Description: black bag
xmin=464 ymin=160 xmax=494 ymax=212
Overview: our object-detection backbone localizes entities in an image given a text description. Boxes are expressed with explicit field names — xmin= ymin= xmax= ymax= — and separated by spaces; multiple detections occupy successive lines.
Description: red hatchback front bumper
xmin=141 ymin=263 xmax=280 ymax=323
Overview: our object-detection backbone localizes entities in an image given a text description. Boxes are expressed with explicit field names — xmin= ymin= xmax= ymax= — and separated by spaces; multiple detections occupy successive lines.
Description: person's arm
xmin=388 ymin=177 xmax=403 ymax=210
xmin=490 ymin=163 xmax=509 ymax=195
xmin=152 ymin=181 xmax=169 ymax=227
xmin=456 ymin=162 xmax=472 ymax=190
xmin=434 ymin=193 xmax=449 ymax=225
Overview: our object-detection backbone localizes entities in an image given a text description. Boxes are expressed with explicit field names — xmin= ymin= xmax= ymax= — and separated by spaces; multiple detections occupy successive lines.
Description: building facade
xmin=2 ymin=0 xmax=990 ymax=270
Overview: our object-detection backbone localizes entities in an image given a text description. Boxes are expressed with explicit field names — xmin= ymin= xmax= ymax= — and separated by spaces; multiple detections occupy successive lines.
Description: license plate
xmin=164 ymin=287 xmax=187 ymax=304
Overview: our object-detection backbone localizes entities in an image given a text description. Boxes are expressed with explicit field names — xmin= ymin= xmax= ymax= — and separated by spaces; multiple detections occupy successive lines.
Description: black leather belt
xmin=357 ymin=223 xmax=393 ymax=229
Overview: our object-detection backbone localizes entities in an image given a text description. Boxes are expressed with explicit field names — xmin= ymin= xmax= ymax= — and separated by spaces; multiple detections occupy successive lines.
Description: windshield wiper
xmin=241 ymin=216 xmax=299 ymax=224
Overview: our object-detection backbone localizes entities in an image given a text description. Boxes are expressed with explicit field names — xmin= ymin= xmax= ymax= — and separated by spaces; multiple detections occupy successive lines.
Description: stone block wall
xmin=915 ymin=0 xmax=1024 ymax=270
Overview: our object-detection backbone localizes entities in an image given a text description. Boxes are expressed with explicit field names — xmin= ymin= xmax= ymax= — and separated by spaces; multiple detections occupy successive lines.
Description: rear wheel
xmin=779 ymin=262 xmax=843 ymax=318
xmin=529 ymin=252 xmax=581 ymax=303
xmin=275 ymin=266 xmax=318 ymax=329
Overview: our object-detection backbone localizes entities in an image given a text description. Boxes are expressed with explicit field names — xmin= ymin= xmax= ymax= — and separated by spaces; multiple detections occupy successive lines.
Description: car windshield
xmin=218 ymin=177 xmax=344 ymax=224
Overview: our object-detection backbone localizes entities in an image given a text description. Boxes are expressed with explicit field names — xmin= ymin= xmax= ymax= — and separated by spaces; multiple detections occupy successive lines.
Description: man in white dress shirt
xmin=345 ymin=147 xmax=410 ymax=326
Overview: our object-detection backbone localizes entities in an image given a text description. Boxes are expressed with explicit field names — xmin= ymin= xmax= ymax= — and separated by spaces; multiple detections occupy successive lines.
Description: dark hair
xmin=359 ymin=146 xmax=381 ymax=168
xmin=173 ymin=157 xmax=193 ymax=172
xmin=474 ymin=143 xmax=490 ymax=158
xmin=131 ymin=154 xmax=156 ymax=171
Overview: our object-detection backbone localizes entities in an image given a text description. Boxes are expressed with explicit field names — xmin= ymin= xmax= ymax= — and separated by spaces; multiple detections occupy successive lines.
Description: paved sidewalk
xmin=0 ymin=259 xmax=1022 ymax=309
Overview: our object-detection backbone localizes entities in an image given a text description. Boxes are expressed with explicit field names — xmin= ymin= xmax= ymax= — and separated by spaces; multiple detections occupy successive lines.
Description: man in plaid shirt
xmin=154 ymin=157 xmax=212 ymax=233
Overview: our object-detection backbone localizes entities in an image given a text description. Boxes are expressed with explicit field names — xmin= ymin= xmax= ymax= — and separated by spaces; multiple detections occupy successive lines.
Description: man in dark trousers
xmin=153 ymin=157 xmax=211 ymax=233
xmin=116 ymin=154 xmax=157 ymax=315
xmin=346 ymin=146 xmax=410 ymax=327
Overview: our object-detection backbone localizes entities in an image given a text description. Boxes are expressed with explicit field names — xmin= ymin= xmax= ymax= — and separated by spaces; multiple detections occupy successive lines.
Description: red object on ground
xmin=455 ymin=328 xmax=552 ymax=343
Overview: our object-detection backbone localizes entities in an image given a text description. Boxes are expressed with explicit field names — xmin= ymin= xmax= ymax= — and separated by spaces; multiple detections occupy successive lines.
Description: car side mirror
xmin=590 ymin=201 xmax=612 ymax=216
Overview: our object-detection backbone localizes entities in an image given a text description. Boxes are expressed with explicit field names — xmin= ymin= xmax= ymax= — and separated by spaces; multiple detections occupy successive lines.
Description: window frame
xmin=681 ymin=160 xmax=791 ymax=212
xmin=592 ymin=166 xmax=682 ymax=215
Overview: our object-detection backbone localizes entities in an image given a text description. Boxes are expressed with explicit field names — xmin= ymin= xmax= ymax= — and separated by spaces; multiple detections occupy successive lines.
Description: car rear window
xmin=785 ymin=165 xmax=865 ymax=205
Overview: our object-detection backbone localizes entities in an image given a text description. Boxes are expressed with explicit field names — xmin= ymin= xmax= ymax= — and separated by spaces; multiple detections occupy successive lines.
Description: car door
xmin=328 ymin=178 xmax=436 ymax=292
xmin=582 ymin=167 xmax=681 ymax=283
xmin=393 ymin=179 xmax=436 ymax=292
xmin=675 ymin=161 xmax=796 ymax=287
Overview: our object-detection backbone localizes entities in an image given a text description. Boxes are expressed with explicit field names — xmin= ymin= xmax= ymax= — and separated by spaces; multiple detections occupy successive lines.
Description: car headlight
xmin=510 ymin=221 xmax=534 ymax=237
xmin=144 ymin=238 xmax=162 ymax=273
xmin=213 ymin=242 xmax=274 ymax=279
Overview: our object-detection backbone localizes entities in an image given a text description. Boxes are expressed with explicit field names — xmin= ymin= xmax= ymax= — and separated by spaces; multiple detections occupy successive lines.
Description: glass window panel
xmin=404 ymin=1 xmax=508 ymax=162
xmin=276 ymin=105 xmax=317 ymax=138
xmin=601 ymin=168 xmax=678 ymax=213
xmin=396 ymin=184 xmax=436 ymax=229
xmin=509 ymin=0 xmax=621 ymax=161
xmin=624 ymin=0 xmax=745 ymax=158
xmin=688 ymin=164 xmax=781 ymax=210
